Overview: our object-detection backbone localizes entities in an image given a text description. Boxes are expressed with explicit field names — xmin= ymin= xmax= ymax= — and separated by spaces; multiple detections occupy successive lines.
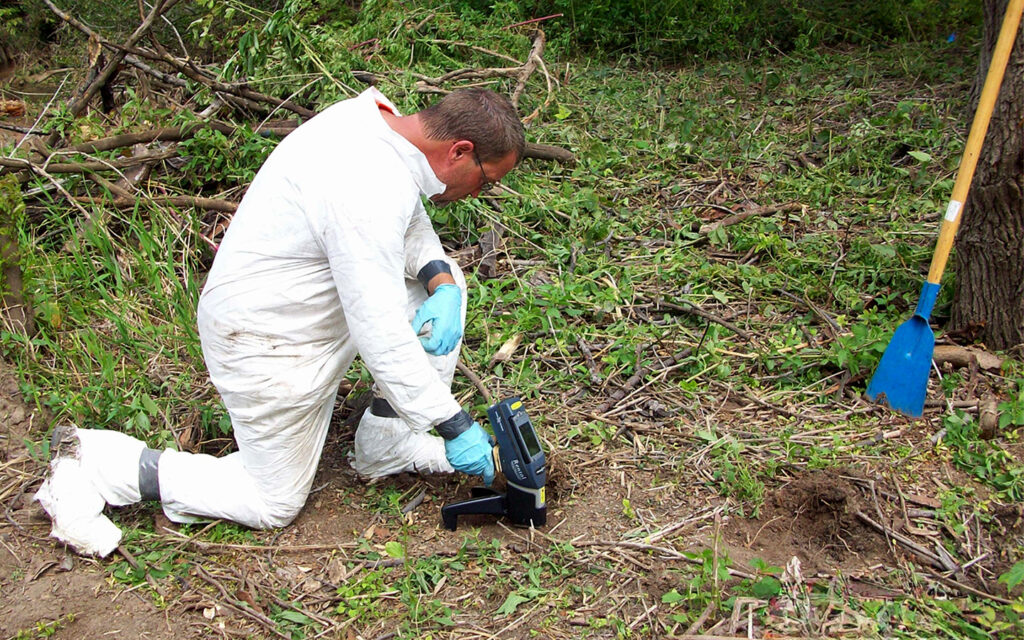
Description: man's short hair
xmin=420 ymin=89 xmax=526 ymax=164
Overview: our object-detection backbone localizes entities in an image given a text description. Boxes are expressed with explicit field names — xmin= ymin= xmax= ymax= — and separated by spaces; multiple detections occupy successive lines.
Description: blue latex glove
xmin=444 ymin=422 xmax=495 ymax=485
xmin=412 ymin=283 xmax=463 ymax=355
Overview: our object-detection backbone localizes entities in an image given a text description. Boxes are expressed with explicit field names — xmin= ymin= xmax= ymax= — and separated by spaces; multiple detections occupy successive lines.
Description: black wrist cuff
xmin=417 ymin=260 xmax=453 ymax=292
xmin=435 ymin=409 xmax=473 ymax=440
xmin=370 ymin=397 xmax=398 ymax=418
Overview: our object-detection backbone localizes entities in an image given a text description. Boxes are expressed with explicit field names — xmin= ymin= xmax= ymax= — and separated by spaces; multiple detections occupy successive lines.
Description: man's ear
xmin=448 ymin=139 xmax=474 ymax=162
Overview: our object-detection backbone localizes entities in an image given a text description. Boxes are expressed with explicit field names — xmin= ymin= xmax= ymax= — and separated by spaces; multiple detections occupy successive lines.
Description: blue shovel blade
xmin=865 ymin=314 xmax=936 ymax=418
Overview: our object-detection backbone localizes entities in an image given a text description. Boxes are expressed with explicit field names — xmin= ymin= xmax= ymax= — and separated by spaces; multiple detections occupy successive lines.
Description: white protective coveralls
xmin=35 ymin=88 xmax=470 ymax=550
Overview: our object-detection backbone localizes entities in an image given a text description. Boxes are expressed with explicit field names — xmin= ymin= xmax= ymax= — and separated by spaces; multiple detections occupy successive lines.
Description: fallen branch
xmin=44 ymin=0 xmax=181 ymax=142
xmin=596 ymin=347 xmax=693 ymax=415
xmin=524 ymin=142 xmax=574 ymax=164
xmin=456 ymin=360 xmax=493 ymax=404
xmin=511 ymin=30 xmax=544 ymax=108
xmin=652 ymin=297 xmax=755 ymax=342
xmin=693 ymin=201 xmax=803 ymax=240
xmin=855 ymin=511 xmax=949 ymax=571
xmin=502 ymin=14 xmax=564 ymax=30
xmin=74 ymin=194 xmax=237 ymax=213
xmin=192 ymin=564 xmax=291 ymax=639
xmin=932 ymin=344 xmax=1003 ymax=371
xmin=477 ymin=222 xmax=505 ymax=279
xmin=775 ymin=288 xmax=842 ymax=341
xmin=576 ymin=339 xmax=603 ymax=385
xmin=1 ymin=150 xmax=178 ymax=182
xmin=412 ymin=66 xmax=523 ymax=86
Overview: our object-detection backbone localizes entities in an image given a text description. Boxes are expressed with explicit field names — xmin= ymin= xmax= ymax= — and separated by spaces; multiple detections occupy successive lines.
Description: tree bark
xmin=951 ymin=0 xmax=1024 ymax=350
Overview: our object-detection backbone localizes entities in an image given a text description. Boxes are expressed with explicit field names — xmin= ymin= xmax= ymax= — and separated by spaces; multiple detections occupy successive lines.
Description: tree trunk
xmin=951 ymin=0 xmax=1024 ymax=350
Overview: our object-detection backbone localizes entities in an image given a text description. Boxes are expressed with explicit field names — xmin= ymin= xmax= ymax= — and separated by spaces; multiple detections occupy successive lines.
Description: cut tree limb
xmin=74 ymin=195 xmax=237 ymax=213
xmin=523 ymin=142 xmax=574 ymax=164
xmin=650 ymin=297 xmax=755 ymax=342
xmin=697 ymin=201 xmax=803 ymax=236
xmin=932 ymin=344 xmax=1004 ymax=371
xmin=1 ymin=150 xmax=178 ymax=182
xmin=511 ymin=30 xmax=544 ymax=108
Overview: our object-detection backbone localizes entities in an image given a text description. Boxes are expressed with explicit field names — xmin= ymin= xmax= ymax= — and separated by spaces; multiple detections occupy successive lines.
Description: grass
xmin=3 ymin=3 xmax=1024 ymax=638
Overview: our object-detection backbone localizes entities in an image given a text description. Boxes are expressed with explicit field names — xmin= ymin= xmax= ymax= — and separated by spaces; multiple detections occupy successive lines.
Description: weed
xmin=695 ymin=429 xmax=767 ymax=516
xmin=942 ymin=411 xmax=1024 ymax=501
xmin=11 ymin=614 xmax=75 ymax=639
xmin=334 ymin=567 xmax=393 ymax=621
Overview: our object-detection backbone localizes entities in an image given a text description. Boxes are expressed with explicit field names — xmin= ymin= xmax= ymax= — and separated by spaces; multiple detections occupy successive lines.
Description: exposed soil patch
xmin=722 ymin=469 xmax=889 ymax=575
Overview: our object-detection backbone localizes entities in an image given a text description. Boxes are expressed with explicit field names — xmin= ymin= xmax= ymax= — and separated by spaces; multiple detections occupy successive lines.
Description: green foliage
xmin=0 ymin=176 xmax=27 ymax=298
xmin=695 ymin=429 xmax=767 ymax=515
xmin=942 ymin=411 xmax=1024 ymax=501
xmin=450 ymin=0 xmax=980 ymax=60
xmin=335 ymin=566 xmax=393 ymax=620
xmin=998 ymin=381 xmax=1024 ymax=431
xmin=2 ymin=203 xmax=212 ymax=442
xmin=1000 ymin=561 xmax=1024 ymax=593
xmin=178 ymin=126 xmax=276 ymax=190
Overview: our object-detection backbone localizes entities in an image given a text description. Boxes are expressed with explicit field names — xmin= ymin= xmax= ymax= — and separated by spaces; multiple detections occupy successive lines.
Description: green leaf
xmin=870 ymin=243 xmax=896 ymax=259
xmin=278 ymin=610 xmax=313 ymax=624
xmin=140 ymin=394 xmax=160 ymax=416
xmin=384 ymin=541 xmax=405 ymax=559
xmin=752 ymin=577 xmax=782 ymax=598
xmin=662 ymin=589 xmax=684 ymax=604
xmin=908 ymin=150 xmax=932 ymax=162
xmin=998 ymin=560 xmax=1024 ymax=592
xmin=497 ymin=592 xmax=530 ymax=616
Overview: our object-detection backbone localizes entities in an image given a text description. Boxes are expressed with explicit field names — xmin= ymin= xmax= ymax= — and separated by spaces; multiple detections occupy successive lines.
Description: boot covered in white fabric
xmin=34 ymin=425 xmax=123 ymax=557
xmin=75 ymin=427 xmax=149 ymax=506
xmin=352 ymin=402 xmax=454 ymax=478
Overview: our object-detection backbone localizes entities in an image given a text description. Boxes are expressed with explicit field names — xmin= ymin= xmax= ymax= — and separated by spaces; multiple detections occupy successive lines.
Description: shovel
xmin=866 ymin=0 xmax=1024 ymax=417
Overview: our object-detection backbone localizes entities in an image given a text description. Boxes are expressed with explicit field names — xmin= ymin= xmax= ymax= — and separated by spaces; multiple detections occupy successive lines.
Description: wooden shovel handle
xmin=928 ymin=0 xmax=1024 ymax=284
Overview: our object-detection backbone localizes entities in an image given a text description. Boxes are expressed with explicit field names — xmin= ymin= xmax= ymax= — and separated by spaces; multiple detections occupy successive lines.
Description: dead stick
xmin=75 ymin=195 xmax=238 ymax=213
xmin=924 ymin=568 xmax=1013 ymax=605
xmin=654 ymin=298 xmax=754 ymax=341
xmin=149 ymin=41 xmax=317 ymax=119
xmin=456 ymin=360 xmax=492 ymax=404
xmin=574 ymin=540 xmax=755 ymax=580
xmin=698 ymin=202 xmax=802 ymax=236
xmin=414 ymin=66 xmax=522 ymax=85
xmin=1 ymin=150 xmax=177 ymax=177
xmin=855 ymin=511 xmax=947 ymax=570
xmin=44 ymin=0 xmax=181 ymax=138
xmin=596 ymin=347 xmax=692 ymax=415
xmin=193 ymin=565 xmax=290 ymax=638
xmin=502 ymin=14 xmax=563 ymax=30
xmin=775 ymin=288 xmax=842 ymax=339
xmin=684 ymin=601 xmax=716 ymax=636
xmin=576 ymin=339 xmax=602 ymax=385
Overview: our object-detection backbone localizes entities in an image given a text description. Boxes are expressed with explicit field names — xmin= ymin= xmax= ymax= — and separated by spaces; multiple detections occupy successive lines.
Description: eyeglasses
xmin=472 ymin=149 xmax=496 ymax=192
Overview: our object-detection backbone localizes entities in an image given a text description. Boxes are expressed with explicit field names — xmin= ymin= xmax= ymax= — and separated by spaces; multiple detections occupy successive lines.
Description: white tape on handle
xmin=944 ymin=200 xmax=962 ymax=222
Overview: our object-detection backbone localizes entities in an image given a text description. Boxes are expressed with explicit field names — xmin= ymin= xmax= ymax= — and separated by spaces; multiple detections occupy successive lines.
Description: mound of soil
xmin=724 ymin=469 xmax=890 ymax=575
